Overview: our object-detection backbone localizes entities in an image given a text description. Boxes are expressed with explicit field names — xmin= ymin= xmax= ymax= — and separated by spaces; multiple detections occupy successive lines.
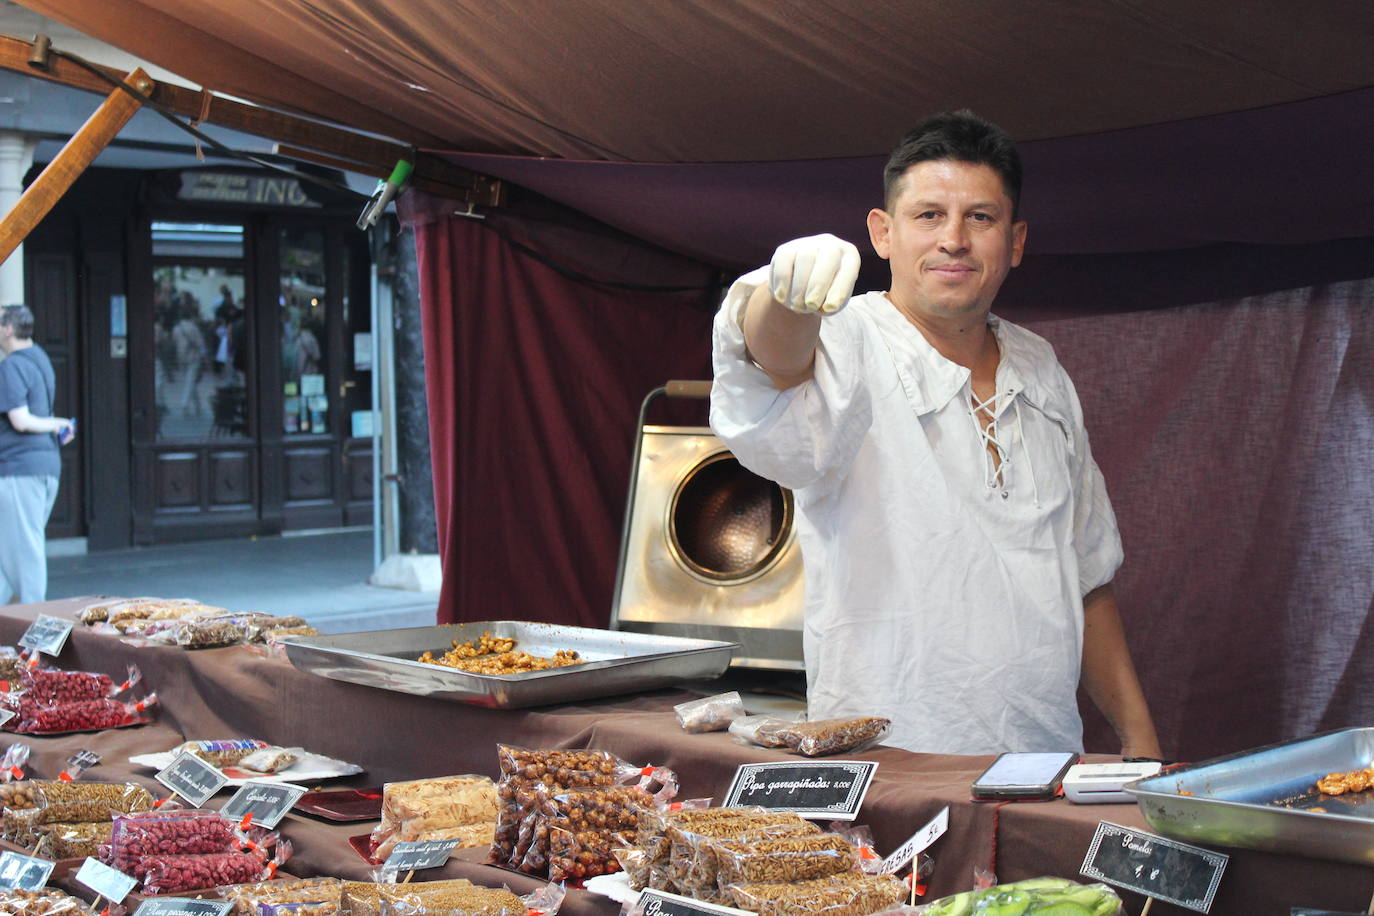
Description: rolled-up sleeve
xmin=1060 ymin=372 xmax=1124 ymax=594
xmin=709 ymin=268 xmax=872 ymax=491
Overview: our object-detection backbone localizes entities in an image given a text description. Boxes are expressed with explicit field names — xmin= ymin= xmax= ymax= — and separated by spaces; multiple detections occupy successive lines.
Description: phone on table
xmin=971 ymin=751 xmax=1078 ymax=800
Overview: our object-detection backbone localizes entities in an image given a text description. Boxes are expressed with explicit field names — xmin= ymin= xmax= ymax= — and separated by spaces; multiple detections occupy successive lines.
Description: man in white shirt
xmin=710 ymin=111 xmax=1161 ymax=757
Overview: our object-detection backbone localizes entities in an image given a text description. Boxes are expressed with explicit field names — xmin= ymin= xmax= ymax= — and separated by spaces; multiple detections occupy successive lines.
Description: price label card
xmin=722 ymin=760 xmax=878 ymax=821
xmin=0 ymin=709 xmax=13 ymax=728
xmin=74 ymin=857 xmax=138 ymax=904
xmin=67 ymin=750 xmax=102 ymax=771
xmin=134 ymin=899 xmax=235 ymax=916
xmin=0 ymin=851 xmax=55 ymax=891
xmin=220 ymin=780 xmax=308 ymax=829
xmin=879 ymin=805 xmax=949 ymax=874
xmin=1080 ymin=821 xmax=1228 ymax=913
xmin=382 ymin=838 xmax=459 ymax=873
xmin=633 ymin=889 xmax=754 ymax=916
xmin=18 ymin=615 xmax=74 ymax=656
xmin=155 ymin=751 xmax=228 ymax=807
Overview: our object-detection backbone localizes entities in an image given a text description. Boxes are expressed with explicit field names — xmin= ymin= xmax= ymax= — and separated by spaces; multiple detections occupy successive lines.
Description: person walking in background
xmin=0 ymin=304 xmax=75 ymax=604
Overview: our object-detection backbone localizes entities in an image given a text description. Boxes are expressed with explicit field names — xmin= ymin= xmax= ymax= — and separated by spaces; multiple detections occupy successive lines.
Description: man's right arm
xmin=741 ymin=234 xmax=861 ymax=391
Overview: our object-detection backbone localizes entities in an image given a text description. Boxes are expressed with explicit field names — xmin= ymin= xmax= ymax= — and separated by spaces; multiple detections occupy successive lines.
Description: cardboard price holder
xmin=18 ymin=615 xmax=74 ymax=657
xmin=0 ymin=851 xmax=55 ymax=892
xmin=1080 ymin=821 xmax=1228 ymax=914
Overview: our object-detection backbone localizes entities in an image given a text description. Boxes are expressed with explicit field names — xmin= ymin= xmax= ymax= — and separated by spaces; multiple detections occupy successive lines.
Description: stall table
xmin=2 ymin=598 xmax=1369 ymax=915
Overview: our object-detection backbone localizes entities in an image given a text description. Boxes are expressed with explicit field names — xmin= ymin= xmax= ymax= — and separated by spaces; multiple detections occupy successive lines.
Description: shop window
xmin=280 ymin=226 xmax=329 ymax=434
xmin=153 ymin=264 xmax=248 ymax=440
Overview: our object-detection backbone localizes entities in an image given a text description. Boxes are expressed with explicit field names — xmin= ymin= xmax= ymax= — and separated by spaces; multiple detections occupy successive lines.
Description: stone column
xmin=0 ymin=131 xmax=35 ymax=305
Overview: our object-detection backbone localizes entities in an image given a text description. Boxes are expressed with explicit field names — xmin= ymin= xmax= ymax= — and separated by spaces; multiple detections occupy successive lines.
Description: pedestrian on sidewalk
xmin=0 ymin=304 xmax=76 ymax=604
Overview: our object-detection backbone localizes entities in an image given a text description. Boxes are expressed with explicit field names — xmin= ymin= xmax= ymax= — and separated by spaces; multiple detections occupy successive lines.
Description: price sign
xmin=134 ymin=899 xmax=234 ymax=916
xmin=1080 ymin=821 xmax=1228 ymax=913
xmin=18 ymin=615 xmax=74 ymax=656
xmin=722 ymin=760 xmax=878 ymax=821
xmin=66 ymin=750 xmax=102 ymax=770
xmin=381 ymin=838 xmax=459 ymax=873
xmin=879 ymin=805 xmax=949 ymax=875
xmin=632 ymin=889 xmax=754 ymax=916
xmin=0 ymin=851 xmax=55 ymax=891
xmin=74 ymin=857 xmax=138 ymax=904
xmin=220 ymin=780 xmax=308 ymax=829
xmin=155 ymin=751 xmax=228 ymax=807
xmin=0 ymin=709 xmax=13 ymax=728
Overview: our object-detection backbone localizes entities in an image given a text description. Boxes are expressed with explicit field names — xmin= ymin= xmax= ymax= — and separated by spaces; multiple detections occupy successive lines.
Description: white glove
xmin=768 ymin=233 xmax=861 ymax=315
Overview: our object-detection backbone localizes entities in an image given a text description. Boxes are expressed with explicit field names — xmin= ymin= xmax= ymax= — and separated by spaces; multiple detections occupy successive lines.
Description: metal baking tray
xmin=1126 ymin=727 xmax=1374 ymax=865
xmin=283 ymin=621 xmax=738 ymax=709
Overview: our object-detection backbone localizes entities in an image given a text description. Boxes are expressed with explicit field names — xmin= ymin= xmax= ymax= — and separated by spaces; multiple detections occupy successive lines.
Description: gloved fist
xmin=768 ymin=233 xmax=861 ymax=315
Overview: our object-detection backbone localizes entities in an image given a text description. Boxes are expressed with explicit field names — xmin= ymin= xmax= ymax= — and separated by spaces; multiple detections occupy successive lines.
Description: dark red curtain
xmin=402 ymin=196 xmax=720 ymax=629
xmin=404 ymin=186 xmax=1373 ymax=761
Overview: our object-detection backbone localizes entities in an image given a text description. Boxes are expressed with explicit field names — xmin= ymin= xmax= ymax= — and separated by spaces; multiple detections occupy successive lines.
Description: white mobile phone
xmin=971 ymin=751 xmax=1078 ymax=800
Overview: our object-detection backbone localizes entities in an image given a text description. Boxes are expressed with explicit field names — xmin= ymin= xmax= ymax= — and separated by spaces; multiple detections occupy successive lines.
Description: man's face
xmin=0 ymin=321 xmax=14 ymax=354
xmin=867 ymin=160 xmax=1027 ymax=327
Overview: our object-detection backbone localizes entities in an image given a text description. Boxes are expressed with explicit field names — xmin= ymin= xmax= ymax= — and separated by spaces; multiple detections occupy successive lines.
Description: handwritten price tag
xmin=18 ymin=615 xmax=74 ymax=657
xmin=74 ymin=857 xmax=138 ymax=904
xmin=220 ymin=781 xmax=308 ymax=830
xmin=880 ymin=806 xmax=949 ymax=874
xmin=155 ymin=751 xmax=228 ymax=807
xmin=1081 ymin=821 xmax=1228 ymax=913
xmin=722 ymin=761 xmax=878 ymax=821
xmin=0 ymin=851 xmax=54 ymax=891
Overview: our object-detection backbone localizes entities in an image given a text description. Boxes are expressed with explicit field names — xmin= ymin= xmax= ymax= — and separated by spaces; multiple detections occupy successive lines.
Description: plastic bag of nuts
xmin=218 ymin=877 xmax=342 ymax=916
xmin=522 ymin=784 xmax=652 ymax=880
xmin=666 ymin=812 xmax=821 ymax=891
xmin=0 ymin=887 xmax=86 ymax=916
xmin=722 ymin=872 xmax=907 ymax=916
xmin=34 ymin=820 xmax=113 ymax=858
xmin=21 ymin=780 xmax=155 ymax=825
xmin=487 ymin=746 xmax=627 ymax=869
xmin=370 ymin=775 xmax=497 ymax=862
xmin=708 ymin=833 xmax=858 ymax=886
xmin=141 ymin=851 xmax=277 ymax=895
xmin=377 ymin=882 xmax=526 ymax=916
xmin=726 ymin=715 xmax=794 ymax=748
xmin=769 ymin=717 xmax=891 ymax=757
xmin=673 ymin=692 xmax=747 ymax=734
xmin=173 ymin=739 xmax=272 ymax=769
xmin=106 ymin=809 xmax=241 ymax=873
xmin=8 ymin=695 xmax=157 ymax=735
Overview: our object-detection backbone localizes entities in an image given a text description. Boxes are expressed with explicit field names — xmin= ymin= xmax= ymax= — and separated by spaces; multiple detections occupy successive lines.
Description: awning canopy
xmin=16 ymin=0 xmax=1374 ymax=260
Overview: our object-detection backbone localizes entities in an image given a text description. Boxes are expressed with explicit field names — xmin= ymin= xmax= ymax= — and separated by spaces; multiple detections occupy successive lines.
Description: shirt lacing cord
xmin=968 ymin=389 xmax=1042 ymax=507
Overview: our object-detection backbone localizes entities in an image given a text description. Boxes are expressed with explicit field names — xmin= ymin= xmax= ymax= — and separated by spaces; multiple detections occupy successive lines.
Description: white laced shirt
xmin=709 ymin=269 xmax=1123 ymax=754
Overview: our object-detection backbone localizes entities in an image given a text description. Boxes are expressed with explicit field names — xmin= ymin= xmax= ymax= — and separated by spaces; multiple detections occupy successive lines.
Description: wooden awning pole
xmin=0 ymin=67 xmax=150 ymax=265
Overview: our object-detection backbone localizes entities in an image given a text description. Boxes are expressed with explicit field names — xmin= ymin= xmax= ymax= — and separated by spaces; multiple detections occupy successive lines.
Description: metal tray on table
xmin=1126 ymin=727 xmax=1374 ymax=866
xmin=283 ymin=621 xmax=738 ymax=709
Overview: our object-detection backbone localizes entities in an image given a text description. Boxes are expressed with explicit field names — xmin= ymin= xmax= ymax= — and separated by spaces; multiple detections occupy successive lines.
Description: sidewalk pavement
xmin=44 ymin=529 xmax=438 ymax=634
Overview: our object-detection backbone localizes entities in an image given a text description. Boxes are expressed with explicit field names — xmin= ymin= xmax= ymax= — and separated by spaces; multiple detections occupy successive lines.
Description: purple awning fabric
xmin=433 ymin=88 xmax=1374 ymax=267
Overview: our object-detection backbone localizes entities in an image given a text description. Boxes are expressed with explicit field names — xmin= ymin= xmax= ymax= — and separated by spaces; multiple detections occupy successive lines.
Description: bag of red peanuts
xmin=4 ymin=693 xmax=157 ymax=735
xmin=141 ymin=840 xmax=293 ymax=896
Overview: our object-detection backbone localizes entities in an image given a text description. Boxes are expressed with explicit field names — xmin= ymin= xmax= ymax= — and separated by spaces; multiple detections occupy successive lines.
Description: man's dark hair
xmin=0 ymin=304 xmax=34 ymax=340
xmin=883 ymin=109 xmax=1023 ymax=217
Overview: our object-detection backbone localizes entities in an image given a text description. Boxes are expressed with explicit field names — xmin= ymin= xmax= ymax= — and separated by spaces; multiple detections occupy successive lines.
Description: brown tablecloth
xmin=2 ymin=598 xmax=1369 ymax=915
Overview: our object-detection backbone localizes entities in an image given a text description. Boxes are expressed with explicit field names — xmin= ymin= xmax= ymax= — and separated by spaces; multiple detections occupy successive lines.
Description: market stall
xmin=0 ymin=597 xmax=1369 ymax=916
